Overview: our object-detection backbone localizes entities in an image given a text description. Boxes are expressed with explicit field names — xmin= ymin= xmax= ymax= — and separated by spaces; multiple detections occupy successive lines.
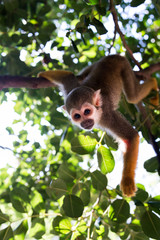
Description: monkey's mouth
xmin=85 ymin=124 xmax=94 ymax=130
xmin=81 ymin=119 xmax=94 ymax=130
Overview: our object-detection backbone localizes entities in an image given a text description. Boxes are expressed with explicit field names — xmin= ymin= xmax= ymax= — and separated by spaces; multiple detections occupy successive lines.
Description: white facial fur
xmin=70 ymin=102 xmax=102 ymax=130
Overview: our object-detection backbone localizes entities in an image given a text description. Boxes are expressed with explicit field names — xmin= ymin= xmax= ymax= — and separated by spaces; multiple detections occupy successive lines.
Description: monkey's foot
xmin=150 ymin=78 xmax=159 ymax=106
xmin=120 ymin=177 xmax=137 ymax=197
xmin=150 ymin=94 xmax=159 ymax=106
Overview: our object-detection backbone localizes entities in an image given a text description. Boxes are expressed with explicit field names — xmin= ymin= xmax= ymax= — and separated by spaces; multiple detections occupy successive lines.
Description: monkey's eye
xmin=84 ymin=109 xmax=91 ymax=115
xmin=74 ymin=113 xmax=81 ymax=120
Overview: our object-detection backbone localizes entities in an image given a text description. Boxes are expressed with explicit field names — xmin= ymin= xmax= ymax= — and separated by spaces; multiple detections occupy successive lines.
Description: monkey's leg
xmin=100 ymin=111 xmax=139 ymax=197
xmin=122 ymin=71 xmax=159 ymax=106
xmin=148 ymin=77 xmax=159 ymax=106
xmin=134 ymin=77 xmax=159 ymax=106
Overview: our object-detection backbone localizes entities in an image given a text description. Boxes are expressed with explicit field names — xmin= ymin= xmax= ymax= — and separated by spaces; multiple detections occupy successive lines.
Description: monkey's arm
xmin=38 ymin=70 xmax=80 ymax=95
xmin=100 ymin=110 xmax=139 ymax=197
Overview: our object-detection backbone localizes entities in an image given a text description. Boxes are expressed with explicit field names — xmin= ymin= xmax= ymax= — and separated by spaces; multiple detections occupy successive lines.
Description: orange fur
xmin=149 ymin=78 xmax=159 ymax=106
xmin=120 ymin=135 xmax=139 ymax=197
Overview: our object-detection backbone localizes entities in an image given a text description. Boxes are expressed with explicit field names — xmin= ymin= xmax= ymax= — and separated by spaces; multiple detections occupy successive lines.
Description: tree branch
xmin=0 ymin=75 xmax=55 ymax=90
xmin=109 ymin=0 xmax=142 ymax=69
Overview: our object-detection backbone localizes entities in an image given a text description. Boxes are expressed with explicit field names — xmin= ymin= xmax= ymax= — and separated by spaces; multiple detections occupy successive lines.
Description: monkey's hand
xmin=150 ymin=77 xmax=159 ymax=106
xmin=120 ymin=176 xmax=137 ymax=197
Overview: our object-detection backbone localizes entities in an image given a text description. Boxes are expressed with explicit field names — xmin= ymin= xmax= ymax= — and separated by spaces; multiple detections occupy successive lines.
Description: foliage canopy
xmin=0 ymin=0 xmax=160 ymax=239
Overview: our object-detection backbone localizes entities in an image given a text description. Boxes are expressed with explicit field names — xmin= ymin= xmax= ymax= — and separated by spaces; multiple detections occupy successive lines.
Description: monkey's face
xmin=70 ymin=102 xmax=102 ymax=130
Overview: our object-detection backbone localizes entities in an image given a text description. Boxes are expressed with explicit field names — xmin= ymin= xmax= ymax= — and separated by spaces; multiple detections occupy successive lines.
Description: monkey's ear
xmin=62 ymin=105 xmax=66 ymax=111
xmin=93 ymin=89 xmax=102 ymax=107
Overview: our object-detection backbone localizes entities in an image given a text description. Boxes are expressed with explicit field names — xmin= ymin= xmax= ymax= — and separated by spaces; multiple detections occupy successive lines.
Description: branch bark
xmin=109 ymin=0 xmax=142 ymax=69
xmin=0 ymin=75 xmax=55 ymax=90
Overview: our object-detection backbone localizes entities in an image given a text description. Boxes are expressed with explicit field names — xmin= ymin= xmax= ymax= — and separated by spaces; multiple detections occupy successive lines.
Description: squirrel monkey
xmin=38 ymin=55 xmax=159 ymax=197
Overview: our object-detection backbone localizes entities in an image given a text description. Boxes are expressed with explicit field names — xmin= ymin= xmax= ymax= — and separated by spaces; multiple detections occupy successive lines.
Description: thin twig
xmin=0 ymin=145 xmax=12 ymax=151
xmin=108 ymin=28 xmax=117 ymax=54
xmin=109 ymin=0 xmax=142 ymax=69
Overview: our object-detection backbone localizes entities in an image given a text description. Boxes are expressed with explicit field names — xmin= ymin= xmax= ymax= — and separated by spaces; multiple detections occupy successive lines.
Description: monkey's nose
xmin=81 ymin=119 xmax=94 ymax=130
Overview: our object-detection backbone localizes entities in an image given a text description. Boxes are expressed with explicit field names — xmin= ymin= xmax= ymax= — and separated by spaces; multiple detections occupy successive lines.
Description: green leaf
xmin=58 ymin=163 xmax=76 ymax=182
xmin=140 ymin=210 xmax=160 ymax=239
xmin=6 ymin=127 xmax=14 ymax=135
xmin=14 ymin=220 xmax=28 ymax=240
xmin=0 ymin=226 xmax=13 ymax=240
xmin=50 ymin=111 xmax=68 ymax=127
xmin=130 ymin=0 xmax=145 ymax=7
xmin=0 ymin=210 xmax=9 ymax=224
xmin=29 ymin=218 xmax=45 ymax=239
xmin=4 ymin=0 xmax=18 ymax=12
xmin=91 ymin=18 xmax=107 ymax=35
xmin=71 ymin=39 xmax=79 ymax=53
xmin=14 ymin=101 xmax=24 ymax=114
xmin=148 ymin=195 xmax=160 ymax=210
xmin=132 ymin=232 xmax=149 ymax=240
xmin=80 ymin=185 xmax=90 ymax=206
xmin=91 ymin=170 xmax=107 ymax=191
xmin=152 ymin=0 xmax=160 ymax=14
xmin=109 ymin=199 xmax=130 ymax=223
xmin=10 ymin=187 xmax=30 ymax=213
xmin=97 ymin=146 xmax=115 ymax=174
xmin=46 ymin=179 xmax=67 ymax=199
xmin=148 ymin=200 xmax=160 ymax=212
xmin=71 ymin=135 xmax=97 ymax=155
xmin=77 ymin=220 xmax=88 ymax=233
xmin=104 ymin=134 xmax=118 ymax=150
xmin=62 ymin=195 xmax=84 ymax=218
xmin=144 ymin=156 xmax=159 ymax=173
xmin=95 ymin=0 xmax=108 ymax=16
xmin=38 ymin=5 xmax=51 ymax=15
xmin=72 ymin=183 xmax=90 ymax=205
xmin=33 ymin=142 xmax=40 ymax=149
xmin=30 ymin=190 xmax=45 ymax=213
xmin=52 ymin=216 xmax=72 ymax=234
xmin=133 ymin=185 xmax=149 ymax=202
xmin=80 ymin=14 xmax=90 ymax=26
xmin=84 ymin=0 xmax=99 ymax=5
